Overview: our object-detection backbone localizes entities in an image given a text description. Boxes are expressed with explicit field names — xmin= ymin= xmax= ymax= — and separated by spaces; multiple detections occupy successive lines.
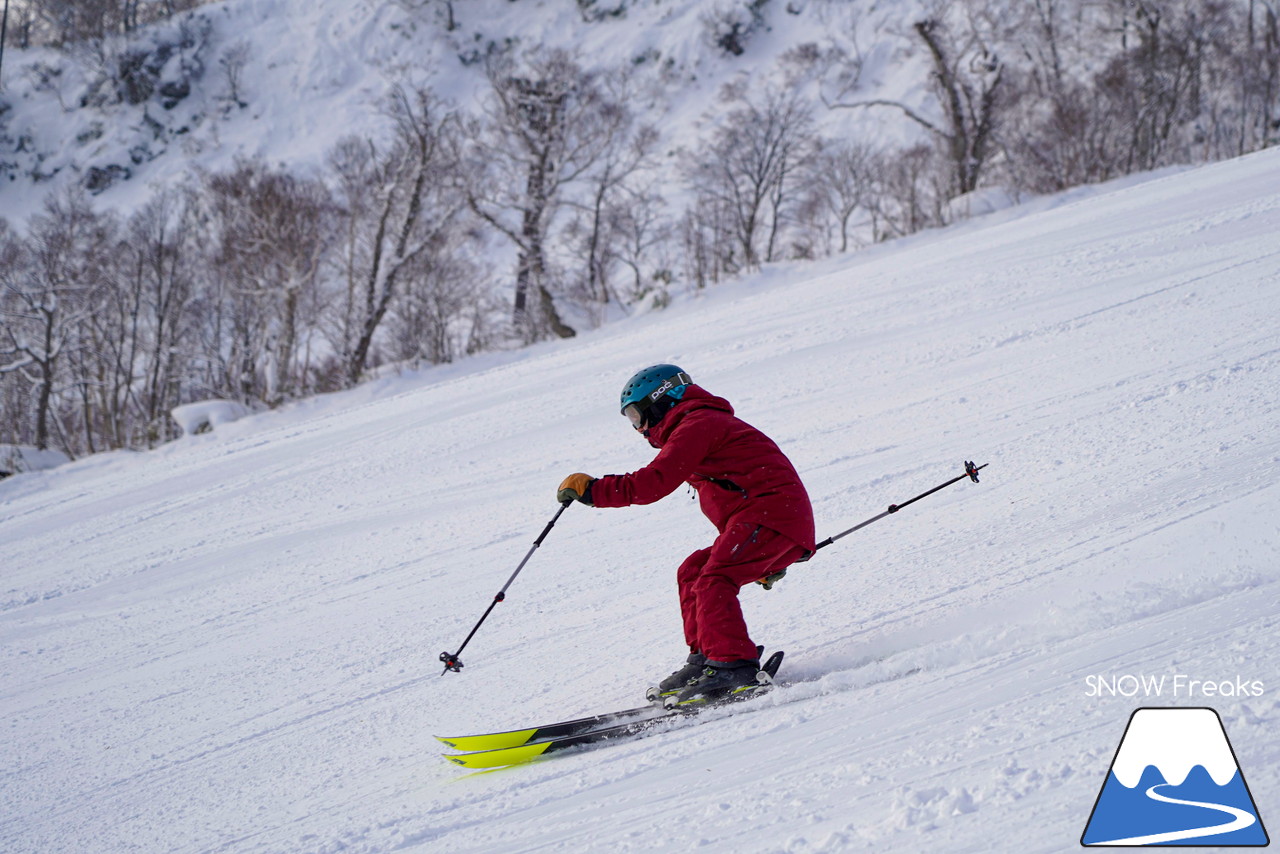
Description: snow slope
xmin=3 ymin=149 xmax=1280 ymax=853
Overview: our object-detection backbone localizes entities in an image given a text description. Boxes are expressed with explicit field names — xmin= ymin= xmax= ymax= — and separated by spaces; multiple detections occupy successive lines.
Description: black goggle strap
xmin=643 ymin=371 xmax=691 ymax=404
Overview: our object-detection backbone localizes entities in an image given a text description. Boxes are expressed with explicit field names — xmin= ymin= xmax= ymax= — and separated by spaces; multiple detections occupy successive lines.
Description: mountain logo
xmin=1082 ymin=707 xmax=1269 ymax=847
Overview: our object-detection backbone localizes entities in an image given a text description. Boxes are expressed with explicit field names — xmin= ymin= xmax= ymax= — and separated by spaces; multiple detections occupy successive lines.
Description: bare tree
xmin=123 ymin=189 xmax=198 ymax=444
xmin=807 ymin=139 xmax=876 ymax=254
xmin=610 ymin=178 xmax=675 ymax=305
xmin=559 ymin=70 xmax=659 ymax=323
xmin=1192 ymin=0 xmax=1280 ymax=157
xmin=20 ymin=0 xmax=203 ymax=44
xmin=680 ymin=193 xmax=738 ymax=290
xmin=385 ymin=247 xmax=494 ymax=366
xmin=464 ymin=48 xmax=625 ymax=341
xmin=1024 ymin=0 xmax=1068 ymax=97
xmin=2 ymin=189 xmax=206 ymax=455
xmin=29 ymin=0 xmax=118 ymax=43
xmin=218 ymin=39 xmax=251 ymax=110
xmin=58 ymin=190 xmax=203 ymax=453
xmin=685 ymin=83 xmax=816 ymax=273
xmin=67 ymin=220 xmax=135 ymax=452
xmin=1109 ymin=1 xmax=1205 ymax=171
xmin=1248 ymin=0 xmax=1280 ymax=149
xmin=0 ymin=219 xmax=33 ymax=445
xmin=828 ymin=12 xmax=1005 ymax=199
xmin=911 ymin=15 xmax=1005 ymax=197
xmin=0 ymin=189 xmax=113 ymax=451
xmin=864 ymin=144 xmax=943 ymax=241
xmin=202 ymin=159 xmax=334 ymax=406
xmin=329 ymin=85 xmax=462 ymax=385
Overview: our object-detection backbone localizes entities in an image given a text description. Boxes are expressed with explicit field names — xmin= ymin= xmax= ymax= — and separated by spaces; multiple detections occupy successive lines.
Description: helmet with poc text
xmin=619 ymin=364 xmax=692 ymax=431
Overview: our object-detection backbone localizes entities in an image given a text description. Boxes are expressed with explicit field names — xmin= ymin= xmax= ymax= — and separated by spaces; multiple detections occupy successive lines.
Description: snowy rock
xmin=0 ymin=444 xmax=71 ymax=478
xmin=171 ymin=399 xmax=251 ymax=436
xmin=945 ymin=186 xmax=1025 ymax=220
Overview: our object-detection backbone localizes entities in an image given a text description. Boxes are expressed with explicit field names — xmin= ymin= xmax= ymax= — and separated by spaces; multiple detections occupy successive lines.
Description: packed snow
xmin=3 ymin=148 xmax=1279 ymax=852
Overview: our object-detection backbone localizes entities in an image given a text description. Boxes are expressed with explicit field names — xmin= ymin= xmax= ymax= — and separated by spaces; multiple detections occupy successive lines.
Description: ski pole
xmin=804 ymin=461 xmax=987 ymax=558
xmin=439 ymin=499 xmax=574 ymax=675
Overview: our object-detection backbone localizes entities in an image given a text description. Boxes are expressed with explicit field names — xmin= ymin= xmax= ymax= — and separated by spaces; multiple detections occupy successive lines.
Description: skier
xmin=557 ymin=364 xmax=815 ymax=704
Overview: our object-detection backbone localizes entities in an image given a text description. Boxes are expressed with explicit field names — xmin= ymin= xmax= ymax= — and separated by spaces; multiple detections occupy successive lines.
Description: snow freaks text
xmin=1085 ymin=674 xmax=1266 ymax=699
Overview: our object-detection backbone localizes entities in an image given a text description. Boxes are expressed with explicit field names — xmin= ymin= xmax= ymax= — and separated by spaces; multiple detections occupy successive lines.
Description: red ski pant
xmin=676 ymin=522 xmax=806 ymax=663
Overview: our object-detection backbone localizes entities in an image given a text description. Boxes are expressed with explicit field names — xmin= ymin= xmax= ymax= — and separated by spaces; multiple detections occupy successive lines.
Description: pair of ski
xmin=438 ymin=651 xmax=784 ymax=769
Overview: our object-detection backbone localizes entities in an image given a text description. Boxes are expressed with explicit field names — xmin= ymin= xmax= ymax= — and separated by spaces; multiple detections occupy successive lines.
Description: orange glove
xmin=557 ymin=473 xmax=596 ymax=505
xmin=756 ymin=569 xmax=787 ymax=590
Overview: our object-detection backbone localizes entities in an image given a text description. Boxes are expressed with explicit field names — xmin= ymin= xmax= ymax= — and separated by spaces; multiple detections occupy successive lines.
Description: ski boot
xmin=646 ymin=652 xmax=706 ymax=702
xmin=663 ymin=657 xmax=770 ymax=709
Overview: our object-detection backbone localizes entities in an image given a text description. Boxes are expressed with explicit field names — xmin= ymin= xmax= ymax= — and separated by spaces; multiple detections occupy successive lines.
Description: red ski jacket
xmin=591 ymin=385 xmax=816 ymax=552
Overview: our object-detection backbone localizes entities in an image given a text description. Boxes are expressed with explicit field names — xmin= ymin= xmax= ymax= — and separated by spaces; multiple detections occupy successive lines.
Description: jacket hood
xmin=645 ymin=384 xmax=732 ymax=447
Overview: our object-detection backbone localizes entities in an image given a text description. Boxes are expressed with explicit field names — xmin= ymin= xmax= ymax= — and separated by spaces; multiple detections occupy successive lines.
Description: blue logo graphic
xmin=1082 ymin=707 xmax=1269 ymax=847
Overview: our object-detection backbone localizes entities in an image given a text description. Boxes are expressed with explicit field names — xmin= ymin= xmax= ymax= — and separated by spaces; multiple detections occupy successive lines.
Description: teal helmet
xmin=620 ymin=364 xmax=692 ymax=430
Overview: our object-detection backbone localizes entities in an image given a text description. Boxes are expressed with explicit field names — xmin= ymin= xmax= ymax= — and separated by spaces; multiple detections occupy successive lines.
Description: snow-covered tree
xmin=0 ymin=190 xmax=114 ymax=451
xmin=329 ymin=85 xmax=464 ymax=384
xmin=201 ymin=159 xmax=334 ymax=407
xmin=463 ymin=48 xmax=628 ymax=341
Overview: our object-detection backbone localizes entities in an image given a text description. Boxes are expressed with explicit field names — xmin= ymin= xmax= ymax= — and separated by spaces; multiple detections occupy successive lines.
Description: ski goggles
xmin=623 ymin=402 xmax=647 ymax=430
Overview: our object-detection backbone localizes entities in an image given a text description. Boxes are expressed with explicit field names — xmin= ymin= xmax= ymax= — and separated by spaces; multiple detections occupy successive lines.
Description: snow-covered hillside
xmin=3 ymin=139 xmax=1278 ymax=851
xmin=0 ymin=0 xmax=930 ymax=225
